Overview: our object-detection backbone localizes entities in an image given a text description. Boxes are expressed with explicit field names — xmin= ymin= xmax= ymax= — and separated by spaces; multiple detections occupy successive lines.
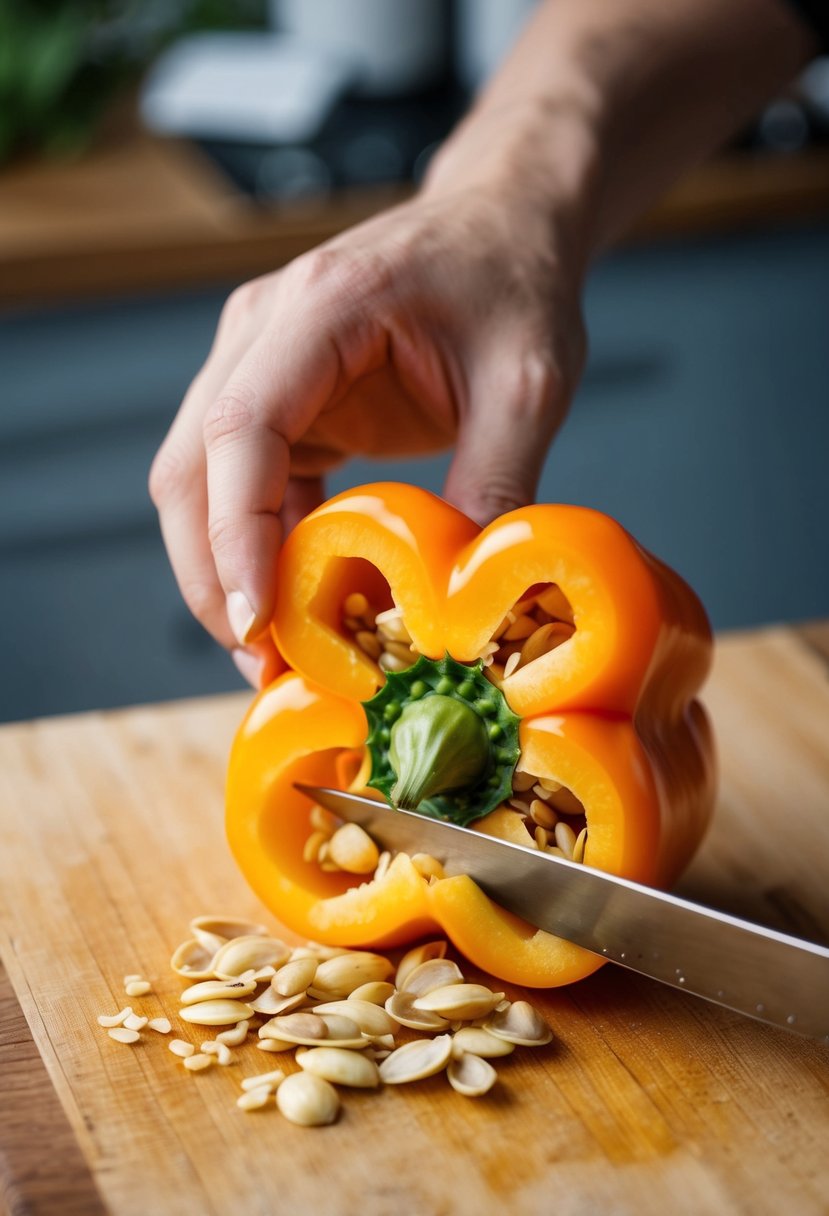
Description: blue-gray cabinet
xmin=2 ymin=225 xmax=827 ymax=721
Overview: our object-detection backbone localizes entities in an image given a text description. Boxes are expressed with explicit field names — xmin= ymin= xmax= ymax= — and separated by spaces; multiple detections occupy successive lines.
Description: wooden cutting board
xmin=1 ymin=623 xmax=828 ymax=1216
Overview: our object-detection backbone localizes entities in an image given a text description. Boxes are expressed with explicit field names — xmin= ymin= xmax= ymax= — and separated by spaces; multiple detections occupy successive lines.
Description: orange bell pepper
xmin=226 ymin=483 xmax=715 ymax=987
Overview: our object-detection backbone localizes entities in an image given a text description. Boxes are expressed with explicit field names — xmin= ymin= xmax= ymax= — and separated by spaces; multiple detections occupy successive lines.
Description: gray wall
xmin=2 ymin=224 xmax=827 ymax=722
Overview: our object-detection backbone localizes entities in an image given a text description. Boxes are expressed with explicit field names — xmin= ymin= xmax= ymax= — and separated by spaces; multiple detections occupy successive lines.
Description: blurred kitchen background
xmin=2 ymin=0 xmax=829 ymax=723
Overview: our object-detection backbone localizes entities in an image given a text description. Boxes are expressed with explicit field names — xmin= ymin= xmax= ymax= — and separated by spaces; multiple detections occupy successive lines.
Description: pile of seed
xmin=98 ymin=917 xmax=552 ymax=1127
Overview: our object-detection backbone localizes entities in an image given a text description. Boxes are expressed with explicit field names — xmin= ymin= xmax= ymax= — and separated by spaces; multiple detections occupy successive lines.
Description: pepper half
xmin=226 ymin=483 xmax=716 ymax=987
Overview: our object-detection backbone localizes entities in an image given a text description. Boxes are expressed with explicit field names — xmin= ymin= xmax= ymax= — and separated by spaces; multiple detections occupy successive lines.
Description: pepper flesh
xmin=226 ymin=483 xmax=716 ymax=987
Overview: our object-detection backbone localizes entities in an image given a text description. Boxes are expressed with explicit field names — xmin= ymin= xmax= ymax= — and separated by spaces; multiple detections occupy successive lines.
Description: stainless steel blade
xmin=296 ymin=784 xmax=829 ymax=1043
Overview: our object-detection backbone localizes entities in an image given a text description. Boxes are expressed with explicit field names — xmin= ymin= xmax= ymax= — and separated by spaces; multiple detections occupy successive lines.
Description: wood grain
xmin=1 ymin=628 xmax=828 ymax=1216
xmin=796 ymin=618 xmax=829 ymax=667
xmin=0 ymin=963 xmax=107 ymax=1216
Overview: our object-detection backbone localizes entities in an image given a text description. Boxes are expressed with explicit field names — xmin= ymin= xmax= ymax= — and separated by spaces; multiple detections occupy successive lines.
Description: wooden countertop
xmin=3 ymin=127 xmax=829 ymax=308
xmin=1 ymin=620 xmax=828 ymax=1216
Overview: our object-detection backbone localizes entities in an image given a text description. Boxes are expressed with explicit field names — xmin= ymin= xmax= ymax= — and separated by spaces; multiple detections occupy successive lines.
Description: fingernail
xmin=226 ymin=590 xmax=259 ymax=645
xmin=232 ymin=648 xmax=265 ymax=690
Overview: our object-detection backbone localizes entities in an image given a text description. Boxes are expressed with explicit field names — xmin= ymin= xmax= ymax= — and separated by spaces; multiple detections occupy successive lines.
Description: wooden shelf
xmin=2 ymin=127 xmax=829 ymax=307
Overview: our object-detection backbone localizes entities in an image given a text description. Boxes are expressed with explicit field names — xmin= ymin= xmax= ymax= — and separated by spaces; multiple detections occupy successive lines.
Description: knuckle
xmin=220 ymin=284 xmax=247 ymax=322
xmin=180 ymin=578 xmax=221 ymax=625
xmin=506 ymin=350 xmax=561 ymax=417
xmin=452 ymin=462 xmax=533 ymax=527
xmin=291 ymin=245 xmax=392 ymax=308
xmin=497 ymin=346 xmax=578 ymax=437
xmin=477 ymin=476 xmax=532 ymax=519
xmin=206 ymin=511 xmax=246 ymax=558
xmin=148 ymin=443 xmax=189 ymax=508
xmin=292 ymin=246 xmax=339 ymax=289
xmin=219 ymin=280 xmax=261 ymax=329
xmin=203 ymin=387 xmax=257 ymax=448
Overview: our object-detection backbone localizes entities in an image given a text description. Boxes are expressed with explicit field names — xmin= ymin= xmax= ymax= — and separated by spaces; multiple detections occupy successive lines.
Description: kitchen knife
xmin=295 ymin=784 xmax=829 ymax=1043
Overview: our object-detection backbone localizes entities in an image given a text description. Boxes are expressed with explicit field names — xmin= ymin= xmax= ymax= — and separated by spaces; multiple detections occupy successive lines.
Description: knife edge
xmin=295 ymin=783 xmax=829 ymax=1043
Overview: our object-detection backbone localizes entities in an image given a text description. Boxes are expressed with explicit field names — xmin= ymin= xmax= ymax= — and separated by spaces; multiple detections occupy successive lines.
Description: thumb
xmin=443 ymin=349 xmax=563 ymax=527
xmin=229 ymin=477 xmax=325 ymax=691
xmin=204 ymin=288 xmax=379 ymax=646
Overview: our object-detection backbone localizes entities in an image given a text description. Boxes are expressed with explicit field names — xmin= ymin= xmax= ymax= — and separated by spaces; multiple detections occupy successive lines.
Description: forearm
xmin=425 ymin=0 xmax=817 ymax=266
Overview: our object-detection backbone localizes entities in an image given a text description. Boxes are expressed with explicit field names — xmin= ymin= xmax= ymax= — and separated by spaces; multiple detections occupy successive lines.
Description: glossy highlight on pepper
xmin=226 ymin=483 xmax=716 ymax=988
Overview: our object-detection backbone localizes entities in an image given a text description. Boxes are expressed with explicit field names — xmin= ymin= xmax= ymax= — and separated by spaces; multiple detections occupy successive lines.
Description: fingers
xmin=231 ymin=628 xmax=284 ymax=690
xmin=204 ymin=380 xmax=288 ymax=646
xmin=442 ymin=346 xmax=566 ymax=527
xmin=232 ymin=647 xmax=266 ymax=688
xmin=153 ymin=253 xmax=381 ymax=657
xmin=150 ymin=377 xmax=236 ymax=650
xmin=228 ymin=477 xmax=323 ymax=692
xmin=202 ymin=289 xmax=381 ymax=641
xmin=151 ymin=293 xmax=262 ymax=650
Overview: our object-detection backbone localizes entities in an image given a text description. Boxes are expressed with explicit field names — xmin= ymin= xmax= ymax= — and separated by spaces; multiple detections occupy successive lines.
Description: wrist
xmin=421 ymin=96 xmax=602 ymax=283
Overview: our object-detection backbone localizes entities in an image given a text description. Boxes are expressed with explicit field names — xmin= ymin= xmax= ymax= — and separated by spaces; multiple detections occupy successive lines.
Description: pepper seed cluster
xmin=343 ymin=585 xmax=574 ymax=684
xmin=308 ymin=584 xmax=587 ymax=877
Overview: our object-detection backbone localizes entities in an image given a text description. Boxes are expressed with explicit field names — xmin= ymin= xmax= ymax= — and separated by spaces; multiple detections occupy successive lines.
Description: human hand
xmin=149 ymin=181 xmax=587 ymax=687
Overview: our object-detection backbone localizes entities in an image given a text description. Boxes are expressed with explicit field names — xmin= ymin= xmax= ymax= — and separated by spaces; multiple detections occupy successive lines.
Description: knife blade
xmin=295 ymin=784 xmax=829 ymax=1043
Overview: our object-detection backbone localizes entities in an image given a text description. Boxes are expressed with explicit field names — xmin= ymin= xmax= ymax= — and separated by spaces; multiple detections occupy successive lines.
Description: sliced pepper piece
xmin=272 ymin=484 xmax=711 ymax=719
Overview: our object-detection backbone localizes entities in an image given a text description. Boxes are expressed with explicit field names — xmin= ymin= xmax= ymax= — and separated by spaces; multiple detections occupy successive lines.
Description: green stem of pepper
xmin=389 ymin=695 xmax=490 ymax=810
xmin=362 ymin=653 xmax=521 ymax=827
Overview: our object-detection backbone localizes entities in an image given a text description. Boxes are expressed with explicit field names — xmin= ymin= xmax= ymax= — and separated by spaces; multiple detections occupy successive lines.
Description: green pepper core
xmin=362 ymin=653 xmax=521 ymax=827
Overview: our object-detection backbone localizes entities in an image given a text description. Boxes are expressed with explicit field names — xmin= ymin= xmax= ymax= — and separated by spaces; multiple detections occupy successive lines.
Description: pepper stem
xmin=362 ymin=653 xmax=520 ymax=827
xmin=388 ymin=695 xmax=490 ymax=810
